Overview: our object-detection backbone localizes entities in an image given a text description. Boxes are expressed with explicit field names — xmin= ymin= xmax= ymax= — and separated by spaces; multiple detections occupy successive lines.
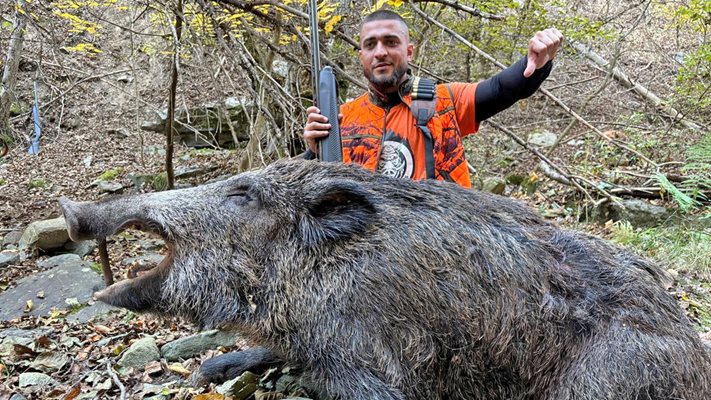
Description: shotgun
xmin=308 ymin=0 xmax=342 ymax=162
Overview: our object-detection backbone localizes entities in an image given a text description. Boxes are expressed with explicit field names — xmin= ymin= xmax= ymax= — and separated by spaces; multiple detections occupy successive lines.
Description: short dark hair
xmin=363 ymin=9 xmax=408 ymax=26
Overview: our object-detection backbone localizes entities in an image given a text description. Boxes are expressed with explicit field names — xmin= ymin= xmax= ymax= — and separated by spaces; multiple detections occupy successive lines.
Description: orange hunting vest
xmin=339 ymin=82 xmax=479 ymax=188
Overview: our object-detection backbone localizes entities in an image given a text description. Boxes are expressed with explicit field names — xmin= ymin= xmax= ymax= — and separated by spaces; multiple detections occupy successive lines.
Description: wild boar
xmin=60 ymin=159 xmax=711 ymax=400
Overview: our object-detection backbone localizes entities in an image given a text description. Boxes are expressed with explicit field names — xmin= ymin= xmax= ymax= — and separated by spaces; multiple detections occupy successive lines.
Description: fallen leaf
xmin=12 ymin=343 xmax=36 ymax=358
xmin=24 ymin=300 xmax=33 ymax=313
xmin=192 ymin=394 xmax=226 ymax=400
xmin=145 ymin=360 xmax=163 ymax=376
xmin=36 ymin=336 xmax=52 ymax=348
xmin=167 ymin=362 xmax=192 ymax=377
xmin=92 ymin=324 xmax=112 ymax=335
xmin=30 ymin=351 xmax=70 ymax=372
xmin=63 ymin=384 xmax=81 ymax=400
xmin=95 ymin=377 xmax=112 ymax=391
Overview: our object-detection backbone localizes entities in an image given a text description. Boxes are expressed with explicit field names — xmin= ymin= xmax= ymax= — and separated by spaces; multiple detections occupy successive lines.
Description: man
xmin=304 ymin=9 xmax=563 ymax=188
xmin=191 ymin=10 xmax=564 ymax=386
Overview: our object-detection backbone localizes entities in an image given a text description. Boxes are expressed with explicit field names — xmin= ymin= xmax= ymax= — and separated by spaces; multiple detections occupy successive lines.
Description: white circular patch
xmin=377 ymin=140 xmax=414 ymax=179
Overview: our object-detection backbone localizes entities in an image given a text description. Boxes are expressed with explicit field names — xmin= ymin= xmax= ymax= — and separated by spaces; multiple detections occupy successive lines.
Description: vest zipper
xmin=375 ymin=106 xmax=390 ymax=165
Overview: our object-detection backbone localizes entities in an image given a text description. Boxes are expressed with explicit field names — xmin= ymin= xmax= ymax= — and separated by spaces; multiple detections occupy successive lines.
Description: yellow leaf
xmin=167 ymin=362 xmax=192 ymax=377
xmin=24 ymin=299 xmax=33 ymax=313
xmin=324 ymin=15 xmax=342 ymax=34
xmin=192 ymin=394 xmax=226 ymax=400
xmin=528 ymin=171 xmax=539 ymax=183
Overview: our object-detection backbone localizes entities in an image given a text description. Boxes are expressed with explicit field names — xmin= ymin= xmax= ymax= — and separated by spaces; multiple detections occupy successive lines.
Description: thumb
xmin=523 ymin=56 xmax=536 ymax=78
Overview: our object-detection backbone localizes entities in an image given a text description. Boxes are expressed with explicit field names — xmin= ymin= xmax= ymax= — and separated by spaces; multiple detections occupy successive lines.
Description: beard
xmin=364 ymin=63 xmax=408 ymax=93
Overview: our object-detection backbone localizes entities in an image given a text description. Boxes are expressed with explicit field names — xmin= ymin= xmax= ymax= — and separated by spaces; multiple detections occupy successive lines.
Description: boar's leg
xmin=190 ymin=346 xmax=281 ymax=386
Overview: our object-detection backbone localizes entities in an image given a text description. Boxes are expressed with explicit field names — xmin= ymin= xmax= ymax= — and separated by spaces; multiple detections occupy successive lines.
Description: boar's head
xmin=59 ymin=159 xmax=385 ymax=329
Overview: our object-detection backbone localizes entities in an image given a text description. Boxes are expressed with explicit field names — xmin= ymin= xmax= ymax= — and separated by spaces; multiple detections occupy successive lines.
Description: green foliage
xmin=90 ymin=262 xmax=103 ymax=275
xmin=680 ymin=132 xmax=711 ymax=201
xmin=674 ymin=43 xmax=711 ymax=109
xmin=0 ymin=178 xmax=6 ymax=186
xmin=151 ymin=172 xmax=168 ymax=192
xmin=97 ymin=167 xmax=124 ymax=182
xmin=655 ymin=173 xmax=701 ymax=212
xmin=29 ymin=178 xmax=48 ymax=189
xmin=669 ymin=0 xmax=711 ymax=110
xmin=610 ymin=221 xmax=711 ymax=278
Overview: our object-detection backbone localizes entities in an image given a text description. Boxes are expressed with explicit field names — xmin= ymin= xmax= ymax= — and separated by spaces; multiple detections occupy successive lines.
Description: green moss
xmin=89 ymin=262 xmax=104 ymax=275
xmin=151 ymin=172 xmax=168 ymax=192
xmin=29 ymin=178 xmax=49 ymax=189
xmin=97 ymin=167 xmax=124 ymax=182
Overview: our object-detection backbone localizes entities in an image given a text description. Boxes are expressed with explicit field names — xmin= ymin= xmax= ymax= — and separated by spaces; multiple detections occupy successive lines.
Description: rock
xmin=527 ymin=130 xmax=558 ymax=147
xmin=18 ymin=217 xmax=69 ymax=252
xmin=482 ymin=177 xmax=506 ymax=195
xmin=0 ymin=259 xmax=103 ymax=321
xmin=97 ymin=181 xmax=124 ymax=193
xmin=175 ymin=166 xmax=218 ymax=180
xmin=61 ymin=115 xmax=81 ymax=130
xmin=2 ymin=230 xmax=23 ymax=248
xmin=0 ymin=327 xmax=52 ymax=341
xmin=140 ymin=99 xmax=253 ymax=148
xmin=9 ymin=394 xmax=28 ymax=400
xmin=0 ymin=250 xmax=20 ymax=267
xmin=63 ymin=240 xmax=97 ymax=257
xmin=272 ymin=60 xmax=289 ymax=80
xmin=116 ymin=74 xmax=133 ymax=84
xmin=18 ymin=372 xmax=58 ymax=388
xmin=596 ymin=199 xmax=675 ymax=228
xmin=217 ymin=371 xmax=258 ymax=399
xmin=118 ymin=337 xmax=161 ymax=370
xmin=138 ymin=239 xmax=164 ymax=251
xmin=65 ymin=301 xmax=116 ymax=324
xmin=83 ymin=155 xmax=93 ymax=168
xmin=121 ymin=253 xmax=164 ymax=268
xmin=37 ymin=254 xmax=82 ymax=270
xmin=161 ymin=329 xmax=241 ymax=361
xmin=107 ymin=128 xmax=130 ymax=138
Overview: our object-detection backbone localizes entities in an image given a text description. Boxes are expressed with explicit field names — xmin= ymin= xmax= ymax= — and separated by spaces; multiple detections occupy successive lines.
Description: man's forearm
xmin=474 ymin=57 xmax=552 ymax=122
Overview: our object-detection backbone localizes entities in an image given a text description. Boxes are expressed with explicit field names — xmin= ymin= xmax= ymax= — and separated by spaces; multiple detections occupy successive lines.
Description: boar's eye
xmin=226 ymin=186 xmax=254 ymax=204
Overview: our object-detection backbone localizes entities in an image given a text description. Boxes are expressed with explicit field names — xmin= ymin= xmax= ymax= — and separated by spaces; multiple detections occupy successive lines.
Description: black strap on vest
xmin=411 ymin=77 xmax=437 ymax=179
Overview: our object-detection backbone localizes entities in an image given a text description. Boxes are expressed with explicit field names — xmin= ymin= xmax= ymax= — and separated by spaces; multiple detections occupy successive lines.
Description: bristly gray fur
xmin=61 ymin=159 xmax=711 ymax=400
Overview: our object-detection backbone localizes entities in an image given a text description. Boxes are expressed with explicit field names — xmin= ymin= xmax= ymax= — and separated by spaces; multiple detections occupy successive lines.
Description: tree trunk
xmin=0 ymin=0 xmax=28 ymax=140
xmin=165 ymin=0 xmax=183 ymax=190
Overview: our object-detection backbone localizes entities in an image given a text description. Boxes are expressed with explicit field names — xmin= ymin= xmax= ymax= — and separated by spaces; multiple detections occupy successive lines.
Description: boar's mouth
xmin=59 ymin=197 xmax=173 ymax=312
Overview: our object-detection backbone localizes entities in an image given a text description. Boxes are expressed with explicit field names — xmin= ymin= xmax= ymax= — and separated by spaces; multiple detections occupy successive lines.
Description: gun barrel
xmin=308 ymin=0 xmax=320 ymax=106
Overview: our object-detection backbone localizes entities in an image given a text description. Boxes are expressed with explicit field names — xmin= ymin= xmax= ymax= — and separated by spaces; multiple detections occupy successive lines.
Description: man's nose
xmin=374 ymin=42 xmax=388 ymax=58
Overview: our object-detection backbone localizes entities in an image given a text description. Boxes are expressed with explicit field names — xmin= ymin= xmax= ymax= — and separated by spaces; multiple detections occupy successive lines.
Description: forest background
xmin=0 ymin=0 xmax=710 ymax=398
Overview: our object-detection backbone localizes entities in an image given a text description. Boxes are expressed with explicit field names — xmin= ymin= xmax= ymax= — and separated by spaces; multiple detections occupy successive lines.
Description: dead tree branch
xmin=570 ymin=40 xmax=702 ymax=132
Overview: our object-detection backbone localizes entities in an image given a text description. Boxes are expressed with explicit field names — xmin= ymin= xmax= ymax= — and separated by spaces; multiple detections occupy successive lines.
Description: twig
xmin=411 ymin=0 xmax=504 ymax=20
xmin=106 ymin=360 xmax=127 ymax=400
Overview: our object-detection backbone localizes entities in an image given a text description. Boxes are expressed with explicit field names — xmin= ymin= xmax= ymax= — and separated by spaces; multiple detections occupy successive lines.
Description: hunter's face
xmin=359 ymin=19 xmax=413 ymax=93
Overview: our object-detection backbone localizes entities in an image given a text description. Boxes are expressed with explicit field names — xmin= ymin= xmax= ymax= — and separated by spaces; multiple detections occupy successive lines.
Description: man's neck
xmin=368 ymin=75 xmax=413 ymax=108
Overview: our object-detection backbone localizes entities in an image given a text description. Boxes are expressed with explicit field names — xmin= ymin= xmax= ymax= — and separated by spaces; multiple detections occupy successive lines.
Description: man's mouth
xmin=373 ymin=63 xmax=391 ymax=71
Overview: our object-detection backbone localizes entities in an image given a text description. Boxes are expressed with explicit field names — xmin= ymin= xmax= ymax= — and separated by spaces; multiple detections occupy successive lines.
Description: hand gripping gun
xmin=308 ymin=0 xmax=342 ymax=162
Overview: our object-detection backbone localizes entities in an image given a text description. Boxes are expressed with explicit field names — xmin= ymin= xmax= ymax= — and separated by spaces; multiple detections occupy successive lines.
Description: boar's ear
xmin=300 ymin=180 xmax=377 ymax=246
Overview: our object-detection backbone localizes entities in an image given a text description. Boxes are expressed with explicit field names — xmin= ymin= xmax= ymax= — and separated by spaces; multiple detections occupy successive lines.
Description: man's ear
xmin=299 ymin=180 xmax=377 ymax=247
xmin=407 ymin=43 xmax=414 ymax=61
